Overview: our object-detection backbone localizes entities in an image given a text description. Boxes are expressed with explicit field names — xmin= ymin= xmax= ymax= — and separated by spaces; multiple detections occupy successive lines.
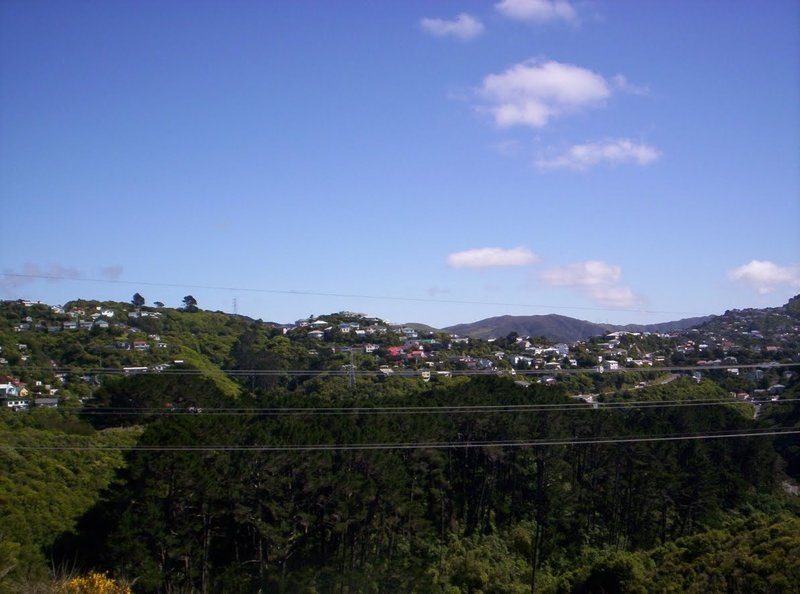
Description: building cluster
xmin=2 ymin=299 xmax=798 ymax=411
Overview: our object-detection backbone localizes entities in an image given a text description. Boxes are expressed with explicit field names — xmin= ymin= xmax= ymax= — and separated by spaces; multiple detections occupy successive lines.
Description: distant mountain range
xmin=432 ymin=313 xmax=715 ymax=343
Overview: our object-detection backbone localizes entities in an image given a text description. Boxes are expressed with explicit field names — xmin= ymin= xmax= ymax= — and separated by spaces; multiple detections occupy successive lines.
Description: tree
xmin=182 ymin=295 xmax=198 ymax=312
xmin=131 ymin=293 xmax=145 ymax=307
xmin=153 ymin=301 xmax=164 ymax=308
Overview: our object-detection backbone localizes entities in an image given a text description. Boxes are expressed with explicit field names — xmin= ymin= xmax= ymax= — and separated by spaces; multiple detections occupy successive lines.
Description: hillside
xmin=443 ymin=313 xmax=713 ymax=342
xmin=616 ymin=315 xmax=715 ymax=333
xmin=1 ymin=296 xmax=798 ymax=592
xmin=445 ymin=314 xmax=607 ymax=342
xmin=697 ymin=294 xmax=800 ymax=338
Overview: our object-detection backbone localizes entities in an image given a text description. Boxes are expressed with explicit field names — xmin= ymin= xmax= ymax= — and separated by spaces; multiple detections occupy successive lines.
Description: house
xmin=386 ymin=346 xmax=404 ymax=359
xmin=307 ymin=330 xmax=325 ymax=340
xmin=63 ymin=321 xmax=78 ymax=330
xmin=4 ymin=399 xmax=30 ymax=411
xmin=79 ymin=320 xmax=94 ymax=330
xmin=553 ymin=344 xmax=570 ymax=357
xmin=34 ymin=398 xmax=59 ymax=408
xmin=511 ymin=355 xmax=534 ymax=367
xmin=94 ymin=319 xmax=110 ymax=329
xmin=133 ymin=340 xmax=150 ymax=351
xmin=0 ymin=383 xmax=20 ymax=397
xmin=123 ymin=366 xmax=149 ymax=374
xmin=602 ymin=360 xmax=619 ymax=371
xmin=116 ymin=341 xmax=130 ymax=350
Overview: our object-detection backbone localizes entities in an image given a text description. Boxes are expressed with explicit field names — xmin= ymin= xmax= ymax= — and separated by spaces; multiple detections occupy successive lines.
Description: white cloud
xmin=541 ymin=260 xmax=621 ymax=287
xmin=479 ymin=59 xmax=611 ymax=128
xmin=541 ymin=260 xmax=645 ymax=307
xmin=495 ymin=0 xmax=576 ymax=23
xmin=728 ymin=260 xmax=800 ymax=294
xmin=612 ymin=74 xmax=649 ymax=96
xmin=536 ymin=139 xmax=661 ymax=170
xmin=447 ymin=246 xmax=540 ymax=268
xmin=420 ymin=13 xmax=484 ymax=40
xmin=586 ymin=285 xmax=645 ymax=307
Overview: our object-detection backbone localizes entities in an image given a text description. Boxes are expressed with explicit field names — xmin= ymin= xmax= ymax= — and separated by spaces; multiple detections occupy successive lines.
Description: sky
xmin=1 ymin=0 xmax=799 ymax=327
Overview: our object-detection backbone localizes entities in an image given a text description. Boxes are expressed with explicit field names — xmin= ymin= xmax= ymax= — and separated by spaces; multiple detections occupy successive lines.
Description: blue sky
xmin=2 ymin=0 xmax=799 ymax=327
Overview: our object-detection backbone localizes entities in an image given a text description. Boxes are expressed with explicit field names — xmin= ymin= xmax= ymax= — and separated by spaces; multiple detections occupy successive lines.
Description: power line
xmin=0 ymin=272 xmax=711 ymax=316
xmin=70 ymin=398 xmax=800 ymax=416
xmin=8 ymin=428 xmax=799 ymax=452
xmin=10 ymin=362 xmax=800 ymax=377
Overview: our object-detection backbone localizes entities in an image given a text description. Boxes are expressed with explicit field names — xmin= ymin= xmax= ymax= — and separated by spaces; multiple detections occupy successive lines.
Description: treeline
xmin=0 ymin=411 xmax=141 ymax=586
xmin=0 ymin=375 xmax=786 ymax=593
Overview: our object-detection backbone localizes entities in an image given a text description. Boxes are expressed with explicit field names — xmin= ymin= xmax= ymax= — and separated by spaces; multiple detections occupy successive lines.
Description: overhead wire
xmin=69 ymin=397 xmax=800 ymax=416
xmin=1 ymin=272 xmax=711 ymax=316
xmin=7 ymin=428 xmax=799 ymax=452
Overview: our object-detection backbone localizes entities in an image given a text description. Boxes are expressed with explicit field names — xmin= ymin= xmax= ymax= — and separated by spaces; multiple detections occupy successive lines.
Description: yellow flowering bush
xmin=58 ymin=571 xmax=132 ymax=594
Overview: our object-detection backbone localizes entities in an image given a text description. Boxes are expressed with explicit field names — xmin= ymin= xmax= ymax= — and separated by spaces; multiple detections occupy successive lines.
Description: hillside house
xmin=4 ymin=399 xmax=29 ymax=410
xmin=34 ymin=398 xmax=58 ymax=408
xmin=0 ymin=383 xmax=20 ymax=397
xmin=386 ymin=346 xmax=404 ymax=359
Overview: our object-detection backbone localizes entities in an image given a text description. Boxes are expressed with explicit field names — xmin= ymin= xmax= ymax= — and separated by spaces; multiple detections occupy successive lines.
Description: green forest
xmin=1 ymin=374 xmax=799 ymax=593
xmin=1 ymin=300 xmax=799 ymax=592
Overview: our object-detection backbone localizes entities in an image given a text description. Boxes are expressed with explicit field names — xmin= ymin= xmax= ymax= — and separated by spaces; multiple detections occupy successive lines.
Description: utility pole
xmin=348 ymin=348 xmax=356 ymax=389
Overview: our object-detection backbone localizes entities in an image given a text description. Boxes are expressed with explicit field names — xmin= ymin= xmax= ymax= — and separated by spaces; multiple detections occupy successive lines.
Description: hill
xmin=615 ymin=315 xmax=715 ymax=334
xmin=444 ymin=314 xmax=607 ymax=342
xmin=444 ymin=313 xmax=714 ymax=342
